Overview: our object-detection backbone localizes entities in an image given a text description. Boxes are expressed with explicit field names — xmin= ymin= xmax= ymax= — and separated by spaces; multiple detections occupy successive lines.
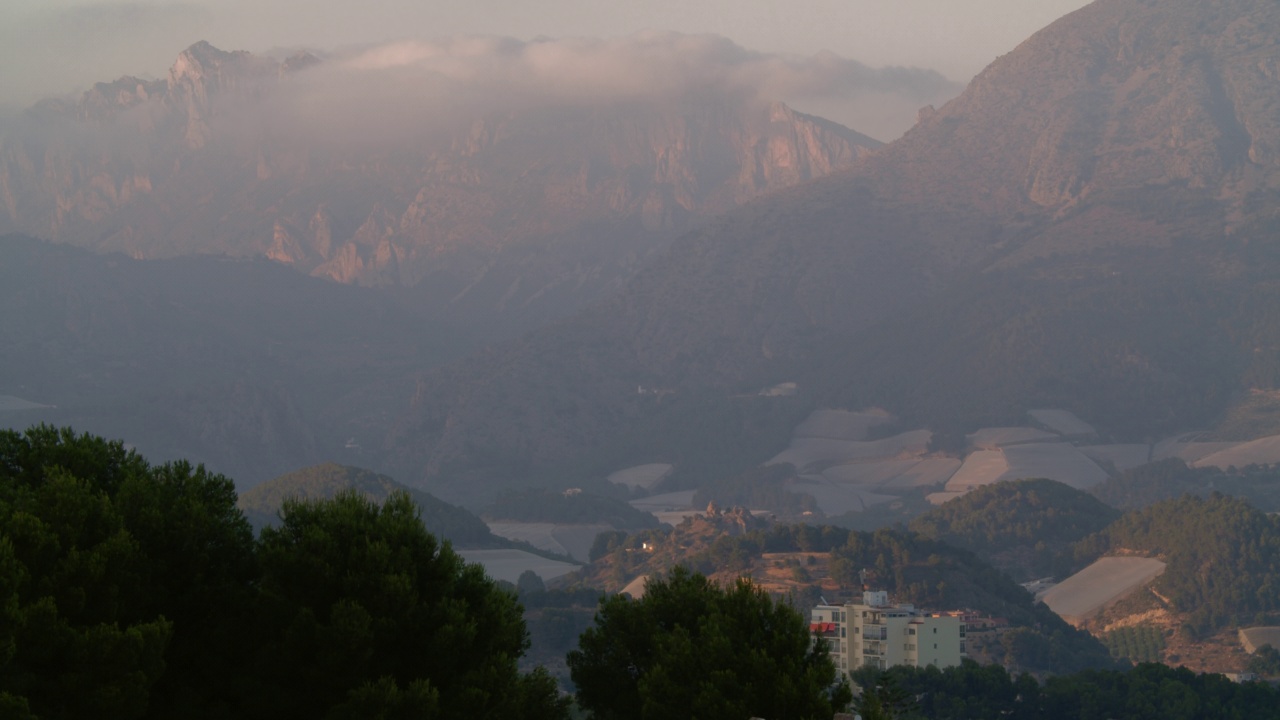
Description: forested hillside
xmin=581 ymin=520 xmax=1115 ymax=674
xmin=909 ymin=479 xmax=1121 ymax=581
xmin=1071 ymin=494 xmax=1280 ymax=632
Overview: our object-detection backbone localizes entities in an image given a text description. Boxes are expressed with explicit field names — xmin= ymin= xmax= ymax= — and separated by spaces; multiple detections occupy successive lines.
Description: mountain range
xmin=380 ymin=0 xmax=1280 ymax=502
xmin=0 ymin=41 xmax=878 ymax=338
xmin=4 ymin=0 xmax=1280 ymax=511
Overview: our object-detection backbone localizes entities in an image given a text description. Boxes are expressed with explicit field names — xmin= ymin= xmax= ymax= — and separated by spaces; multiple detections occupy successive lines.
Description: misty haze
xmin=5 ymin=0 xmax=1280 ymax=718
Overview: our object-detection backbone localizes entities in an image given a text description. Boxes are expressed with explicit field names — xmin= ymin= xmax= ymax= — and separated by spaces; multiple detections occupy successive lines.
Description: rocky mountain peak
xmin=870 ymin=0 xmax=1280 ymax=217
xmin=166 ymin=41 xmax=278 ymax=148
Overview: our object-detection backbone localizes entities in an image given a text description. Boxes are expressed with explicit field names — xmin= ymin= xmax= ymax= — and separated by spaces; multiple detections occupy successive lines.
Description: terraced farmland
xmin=1103 ymin=624 xmax=1166 ymax=664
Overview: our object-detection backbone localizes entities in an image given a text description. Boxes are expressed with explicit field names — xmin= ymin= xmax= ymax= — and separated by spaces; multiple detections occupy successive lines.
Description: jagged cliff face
xmin=0 ymin=42 xmax=877 ymax=330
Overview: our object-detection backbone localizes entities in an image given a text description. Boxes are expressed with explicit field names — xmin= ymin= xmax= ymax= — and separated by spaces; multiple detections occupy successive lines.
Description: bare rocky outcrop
xmin=0 ymin=43 xmax=878 ymax=333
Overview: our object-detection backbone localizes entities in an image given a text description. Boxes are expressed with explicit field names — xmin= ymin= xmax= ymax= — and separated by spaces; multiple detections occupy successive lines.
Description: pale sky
xmin=0 ymin=0 xmax=1092 ymax=126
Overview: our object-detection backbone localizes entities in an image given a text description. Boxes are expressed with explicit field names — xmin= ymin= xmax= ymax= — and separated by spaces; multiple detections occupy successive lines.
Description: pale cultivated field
xmin=789 ymin=477 xmax=896 ymax=515
xmin=629 ymin=490 xmax=697 ymax=512
xmin=1028 ymin=409 xmax=1096 ymax=437
xmin=485 ymin=522 xmax=612 ymax=561
xmin=1079 ymin=444 xmax=1152 ymax=472
xmin=0 ymin=395 xmax=51 ymax=412
xmin=1240 ymin=627 xmax=1280 ymax=654
xmin=1040 ymin=557 xmax=1166 ymax=624
xmin=621 ymin=575 xmax=649 ymax=598
xmin=822 ymin=458 xmax=960 ymax=490
xmin=945 ymin=450 xmax=1010 ymax=491
xmin=457 ymin=548 xmax=581 ymax=584
xmin=1193 ymin=435 xmax=1280 ymax=470
xmin=822 ymin=459 xmax=919 ymax=486
xmin=967 ymin=427 xmax=1059 ymax=449
xmin=769 ymin=430 xmax=932 ymax=469
xmin=1000 ymin=443 xmax=1109 ymax=489
xmin=792 ymin=409 xmax=893 ymax=441
xmin=607 ymin=463 xmax=674 ymax=490
xmin=926 ymin=490 xmax=969 ymax=506
xmin=879 ymin=458 xmax=962 ymax=489
xmin=1151 ymin=439 xmax=1239 ymax=464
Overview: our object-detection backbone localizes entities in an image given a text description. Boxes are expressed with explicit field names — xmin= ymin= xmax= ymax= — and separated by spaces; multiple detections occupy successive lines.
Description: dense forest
xmin=908 ymin=479 xmax=1122 ymax=581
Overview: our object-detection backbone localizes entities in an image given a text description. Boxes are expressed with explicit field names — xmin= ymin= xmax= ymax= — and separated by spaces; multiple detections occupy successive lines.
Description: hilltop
xmin=238 ymin=462 xmax=500 ymax=547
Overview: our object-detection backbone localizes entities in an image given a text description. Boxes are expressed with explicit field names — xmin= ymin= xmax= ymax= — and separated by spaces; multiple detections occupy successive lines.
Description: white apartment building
xmin=811 ymin=591 xmax=966 ymax=675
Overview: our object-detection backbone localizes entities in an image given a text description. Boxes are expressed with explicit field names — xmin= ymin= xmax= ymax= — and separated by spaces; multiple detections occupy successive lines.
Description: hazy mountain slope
xmin=0 ymin=234 xmax=466 ymax=487
xmin=237 ymin=462 xmax=500 ymax=547
xmin=821 ymin=234 xmax=1280 ymax=436
xmin=385 ymin=0 xmax=1280 ymax=497
xmin=0 ymin=42 xmax=881 ymax=338
xmin=866 ymin=0 xmax=1280 ymax=221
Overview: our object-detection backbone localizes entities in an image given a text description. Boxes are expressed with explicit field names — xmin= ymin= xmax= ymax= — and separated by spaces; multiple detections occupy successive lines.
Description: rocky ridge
xmin=0 ymin=42 xmax=879 ymax=334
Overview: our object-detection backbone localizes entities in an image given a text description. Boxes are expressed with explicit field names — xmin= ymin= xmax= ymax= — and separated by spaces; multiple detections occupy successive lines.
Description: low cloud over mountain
xmin=306 ymin=33 xmax=959 ymax=141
